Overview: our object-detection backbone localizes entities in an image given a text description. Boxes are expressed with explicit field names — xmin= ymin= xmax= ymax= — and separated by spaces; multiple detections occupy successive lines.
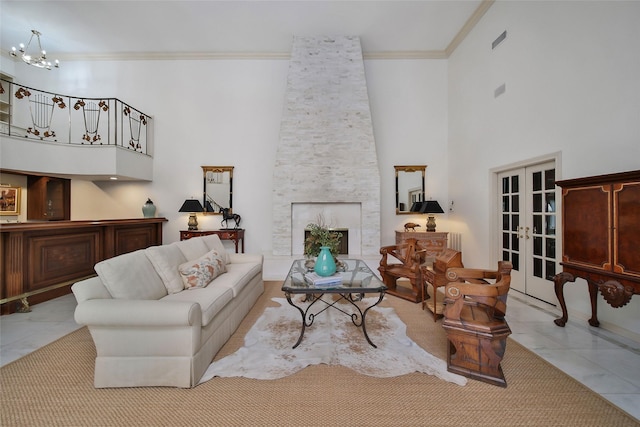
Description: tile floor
xmin=1 ymin=281 xmax=639 ymax=422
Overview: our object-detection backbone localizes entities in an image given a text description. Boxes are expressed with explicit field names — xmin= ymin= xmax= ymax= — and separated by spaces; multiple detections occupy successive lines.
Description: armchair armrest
xmin=443 ymin=261 xmax=513 ymax=320
xmin=75 ymin=299 xmax=202 ymax=327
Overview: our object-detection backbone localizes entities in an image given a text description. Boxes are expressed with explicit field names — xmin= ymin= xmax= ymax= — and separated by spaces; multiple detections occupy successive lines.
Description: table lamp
xmin=410 ymin=201 xmax=423 ymax=213
xmin=420 ymin=200 xmax=444 ymax=232
xmin=179 ymin=199 xmax=204 ymax=231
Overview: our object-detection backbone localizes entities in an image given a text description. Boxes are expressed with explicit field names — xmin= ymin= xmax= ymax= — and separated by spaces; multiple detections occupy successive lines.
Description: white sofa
xmin=72 ymin=234 xmax=264 ymax=388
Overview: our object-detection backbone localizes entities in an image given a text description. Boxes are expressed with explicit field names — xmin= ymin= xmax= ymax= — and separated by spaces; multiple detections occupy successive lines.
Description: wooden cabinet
xmin=27 ymin=176 xmax=71 ymax=221
xmin=554 ymin=170 xmax=640 ymax=327
xmin=395 ymin=231 xmax=448 ymax=260
xmin=180 ymin=229 xmax=245 ymax=253
xmin=0 ymin=218 xmax=167 ymax=314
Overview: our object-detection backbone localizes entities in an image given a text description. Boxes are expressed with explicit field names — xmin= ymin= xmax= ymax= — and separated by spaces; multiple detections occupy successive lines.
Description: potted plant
xmin=304 ymin=218 xmax=343 ymax=276
xmin=304 ymin=221 xmax=343 ymax=259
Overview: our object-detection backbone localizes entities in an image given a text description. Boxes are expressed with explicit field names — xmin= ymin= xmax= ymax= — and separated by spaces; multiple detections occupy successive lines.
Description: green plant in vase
xmin=304 ymin=220 xmax=343 ymax=275
xmin=304 ymin=220 xmax=342 ymax=256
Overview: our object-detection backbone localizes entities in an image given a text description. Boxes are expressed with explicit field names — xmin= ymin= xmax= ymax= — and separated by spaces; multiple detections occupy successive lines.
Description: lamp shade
xmin=410 ymin=201 xmax=424 ymax=212
xmin=179 ymin=199 xmax=204 ymax=213
xmin=420 ymin=200 xmax=444 ymax=214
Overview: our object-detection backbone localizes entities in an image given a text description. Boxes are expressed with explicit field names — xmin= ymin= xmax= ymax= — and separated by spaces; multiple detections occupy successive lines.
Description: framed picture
xmin=0 ymin=186 xmax=21 ymax=215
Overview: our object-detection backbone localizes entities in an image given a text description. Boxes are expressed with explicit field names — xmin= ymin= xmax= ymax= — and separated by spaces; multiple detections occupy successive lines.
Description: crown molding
xmin=446 ymin=0 xmax=495 ymax=57
xmin=54 ymin=51 xmax=292 ymax=61
xmin=364 ymin=51 xmax=447 ymax=60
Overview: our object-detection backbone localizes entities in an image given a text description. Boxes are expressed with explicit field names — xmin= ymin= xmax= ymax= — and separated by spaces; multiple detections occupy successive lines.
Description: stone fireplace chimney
xmin=272 ymin=36 xmax=380 ymax=256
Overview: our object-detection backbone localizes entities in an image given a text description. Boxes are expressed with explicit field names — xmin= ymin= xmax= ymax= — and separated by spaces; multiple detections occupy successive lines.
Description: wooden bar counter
xmin=0 ymin=218 xmax=167 ymax=314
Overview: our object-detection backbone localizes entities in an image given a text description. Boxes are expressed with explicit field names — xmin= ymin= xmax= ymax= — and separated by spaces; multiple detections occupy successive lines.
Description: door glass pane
xmin=502 ymin=196 xmax=509 ymax=212
xmin=511 ymin=234 xmax=519 ymax=251
xmin=533 ymin=171 xmax=542 ymax=191
xmin=546 ymin=238 xmax=556 ymax=258
xmin=545 ymin=169 xmax=555 ymax=190
xmin=545 ymin=215 xmax=556 ymax=235
xmin=546 ymin=193 xmax=555 ymax=212
xmin=502 ymin=177 xmax=509 ymax=193
xmin=511 ymin=176 xmax=519 ymax=192
xmin=534 ymin=258 xmax=542 ymax=278
xmin=533 ymin=215 xmax=542 ymax=235
xmin=533 ymin=193 xmax=542 ymax=212
xmin=533 ymin=236 xmax=542 ymax=256
xmin=503 ymin=233 xmax=510 ymax=249
xmin=512 ymin=254 xmax=519 ymax=270
xmin=502 ymin=214 xmax=509 ymax=230
xmin=503 ymin=251 xmax=510 ymax=262
xmin=512 ymin=195 xmax=519 ymax=212
xmin=512 ymin=214 xmax=519 ymax=232
xmin=546 ymin=260 xmax=556 ymax=280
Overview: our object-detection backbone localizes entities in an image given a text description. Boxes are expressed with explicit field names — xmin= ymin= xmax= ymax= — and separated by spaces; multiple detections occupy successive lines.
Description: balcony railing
xmin=0 ymin=78 xmax=152 ymax=155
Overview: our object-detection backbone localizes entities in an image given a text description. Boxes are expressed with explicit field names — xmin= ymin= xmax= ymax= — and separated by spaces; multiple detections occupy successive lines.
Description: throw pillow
xmin=178 ymin=249 xmax=227 ymax=290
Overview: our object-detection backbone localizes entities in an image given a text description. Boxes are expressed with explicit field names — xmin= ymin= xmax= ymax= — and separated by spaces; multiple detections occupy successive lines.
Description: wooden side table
xmin=180 ymin=229 xmax=245 ymax=253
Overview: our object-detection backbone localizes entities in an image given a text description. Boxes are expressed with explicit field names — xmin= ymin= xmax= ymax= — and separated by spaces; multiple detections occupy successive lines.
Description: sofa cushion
xmin=161 ymin=284 xmax=234 ymax=327
xmin=200 ymin=234 xmax=231 ymax=265
xmin=145 ymin=243 xmax=188 ymax=294
xmin=94 ymin=249 xmax=167 ymax=300
xmin=175 ymin=237 xmax=210 ymax=262
xmin=178 ymin=250 xmax=227 ymax=290
xmin=209 ymin=261 xmax=262 ymax=297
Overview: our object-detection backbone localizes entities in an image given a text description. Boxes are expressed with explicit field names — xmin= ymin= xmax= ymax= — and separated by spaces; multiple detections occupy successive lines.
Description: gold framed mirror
xmin=202 ymin=166 xmax=233 ymax=215
xmin=395 ymin=165 xmax=426 ymax=215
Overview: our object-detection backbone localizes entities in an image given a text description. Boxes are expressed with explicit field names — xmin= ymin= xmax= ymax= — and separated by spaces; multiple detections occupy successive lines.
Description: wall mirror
xmin=202 ymin=166 xmax=233 ymax=215
xmin=395 ymin=165 xmax=426 ymax=215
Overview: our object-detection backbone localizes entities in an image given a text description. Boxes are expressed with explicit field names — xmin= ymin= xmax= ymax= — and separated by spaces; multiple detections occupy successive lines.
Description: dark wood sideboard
xmin=0 ymin=218 xmax=167 ymax=314
xmin=554 ymin=170 xmax=640 ymax=327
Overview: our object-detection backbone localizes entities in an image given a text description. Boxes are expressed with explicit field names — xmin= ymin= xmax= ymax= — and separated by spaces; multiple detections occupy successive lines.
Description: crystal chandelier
xmin=10 ymin=30 xmax=59 ymax=70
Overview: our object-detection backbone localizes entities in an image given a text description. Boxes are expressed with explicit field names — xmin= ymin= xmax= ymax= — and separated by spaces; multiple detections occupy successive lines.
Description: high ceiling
xmin=1 ymin=1 xmax=489 ymax=60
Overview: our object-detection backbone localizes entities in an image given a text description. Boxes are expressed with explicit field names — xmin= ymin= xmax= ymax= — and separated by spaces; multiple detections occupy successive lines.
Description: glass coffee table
xmin=281 ymin=259 xmax=387 ymax=349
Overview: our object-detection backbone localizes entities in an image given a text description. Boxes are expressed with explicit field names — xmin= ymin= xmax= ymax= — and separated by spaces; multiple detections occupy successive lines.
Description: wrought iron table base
xmin=284 ymin=291 xmax=386 ymax=349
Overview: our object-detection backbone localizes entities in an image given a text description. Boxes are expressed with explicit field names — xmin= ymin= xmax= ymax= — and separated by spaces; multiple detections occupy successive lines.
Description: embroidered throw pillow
xmin=178 ymin=250 xmax=227 ymax=290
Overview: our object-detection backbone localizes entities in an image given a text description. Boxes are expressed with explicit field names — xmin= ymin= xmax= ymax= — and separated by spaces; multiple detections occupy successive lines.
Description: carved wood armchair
xmin=441 ymin=261 xmax=513 ymax=387
xmin=378 ymin=238 xmax=427 ymax=303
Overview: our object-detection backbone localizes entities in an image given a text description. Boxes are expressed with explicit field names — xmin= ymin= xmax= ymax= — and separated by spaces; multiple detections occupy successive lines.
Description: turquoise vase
xmin=314 ymin=246 xmax=337 ymax=277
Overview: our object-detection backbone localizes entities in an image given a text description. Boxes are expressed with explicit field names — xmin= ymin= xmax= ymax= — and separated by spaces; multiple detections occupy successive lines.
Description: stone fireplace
xmin=272 ymin=36 xmax=380 ymax=256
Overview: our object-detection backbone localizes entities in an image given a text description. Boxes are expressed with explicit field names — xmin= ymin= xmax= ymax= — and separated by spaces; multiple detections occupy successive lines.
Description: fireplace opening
xmin=304 ymin=228 xmax=349 ymax=255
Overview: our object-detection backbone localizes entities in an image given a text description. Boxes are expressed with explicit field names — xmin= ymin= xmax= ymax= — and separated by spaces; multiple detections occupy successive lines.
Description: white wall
xmin=366 ymin=59 xmax=449 ymax=245
xmin=1 ymin=56 xmax=449 ymax=254
xmin=448 ymin=1 xmax=640 ymax=338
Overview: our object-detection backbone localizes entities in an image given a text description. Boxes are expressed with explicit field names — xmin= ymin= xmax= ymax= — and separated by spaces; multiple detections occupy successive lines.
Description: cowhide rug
xmin=199 ymin=296 xmax=467 ymax=386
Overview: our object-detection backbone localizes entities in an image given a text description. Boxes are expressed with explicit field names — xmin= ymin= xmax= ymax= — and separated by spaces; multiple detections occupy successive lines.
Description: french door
xmin=498 ymin=162 xmax=558 ymax=304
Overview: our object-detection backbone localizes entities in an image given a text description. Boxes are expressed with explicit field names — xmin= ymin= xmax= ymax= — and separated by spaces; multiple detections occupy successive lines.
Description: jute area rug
xmin=1 ymin=281 xmax=638 ymax=427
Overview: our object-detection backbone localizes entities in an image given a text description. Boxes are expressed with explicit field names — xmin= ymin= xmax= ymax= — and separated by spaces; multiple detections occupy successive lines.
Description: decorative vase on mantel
xmin=314 ymin=246 xmax=337 ymax=277
xmin=142 ymin=198 xmax=156 ymax=218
